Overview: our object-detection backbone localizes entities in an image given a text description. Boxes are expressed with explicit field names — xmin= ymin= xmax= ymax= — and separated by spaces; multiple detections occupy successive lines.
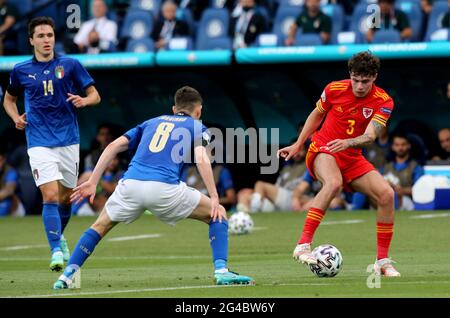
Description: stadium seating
xmin=295 ymin=33 xmax=324 ymax=46
xmin=130 ymin=0 xmax=161 ymax=17
xmin=255 ymin=33 xmax=280 ymax=47
xmin=424 ymin=1 xmax=450 ymax=41
xmin=195 ymin=8 xmax=230 ymax=50
xmin=177 ymin=8 xmax=195 ymax=36
xmin=349 ymin=3 xmax=374 ymax=43
xmin=321 ymin=4 xmax=345 ymax=44
xmin=126 ymin=38 xmax=155 ymax=52
xmin=12 ymin=0 xmax=32 ymax=18
xmin=372 ymin=29 xmax=402 ymax=43
xmin=395 ymin=0 xmax=424 ymax=42
xmin=196 ymin=36 xmax=232 ymax=50
xmin=272 ymin=6 xmax=302 ymax=43
xmin=167 ymin=37 xmax=194 ymax=50
xmin=120 ymin=9 xmax=154 ymax=40
xmin=429 ymin=28 xmax=450 ymax=41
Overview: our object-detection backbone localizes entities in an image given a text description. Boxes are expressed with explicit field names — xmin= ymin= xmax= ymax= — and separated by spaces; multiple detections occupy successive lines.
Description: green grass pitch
xmin=1 ymin=210 xmax=449 ymax=298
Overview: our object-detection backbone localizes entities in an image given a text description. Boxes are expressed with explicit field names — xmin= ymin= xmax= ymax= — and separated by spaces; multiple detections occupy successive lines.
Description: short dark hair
xmin=28 ymin=17 xmax=56 ymax=38
xmin=174 ymin=86 xmax=203 ymax=112
xmin=348 ymin=51 xmax=380 ymax=77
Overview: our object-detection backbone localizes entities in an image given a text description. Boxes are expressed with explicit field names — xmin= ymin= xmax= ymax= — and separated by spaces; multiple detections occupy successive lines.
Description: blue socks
xmin=64 ymin=228 xmax=101 ymax=277
xmin=58 ymin=204 xmax=72 ymax=234
xmin=42 ymin=203 xmax=61 ymax=253
xmin=209 ymin=219 xmax=228 ymax=271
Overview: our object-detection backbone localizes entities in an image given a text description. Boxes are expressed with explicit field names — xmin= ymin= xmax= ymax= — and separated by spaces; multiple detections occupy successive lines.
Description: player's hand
xmin=327 ymin=139 xmax=350 ymax=153
xmin=70 ymin=180 xmax=97 ymax=205
xmin=14 ymin=113 xmax=27 ymax=130
xmin=277 ymin=142 xmax=301 ymax=161
xmin=210 ymin=196 xmax=227 ymax=223
xmin=67 ymin=93 xmax=88 ymax=108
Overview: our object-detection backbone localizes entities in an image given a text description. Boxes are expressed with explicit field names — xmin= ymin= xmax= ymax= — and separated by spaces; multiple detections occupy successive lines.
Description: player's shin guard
xmin=376 ymin=222 xmax=394 ymax=260
xmin=66 ymin=228 xmax=102 ymax=271
xmin=58 ymin=204 xmax=72 ymax=234
xmin=298 ymin=207 xmax=325 ymax=244
xmin=209 ymin=219 xmax=228 ymax=271
xmin=42 ymin=203 xmax=62 ymax=253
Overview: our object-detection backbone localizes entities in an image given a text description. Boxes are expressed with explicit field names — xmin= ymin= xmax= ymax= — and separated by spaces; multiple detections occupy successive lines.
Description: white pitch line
xmin=6 ymin=284 xmax=244 ymax=298
xmin=107 ymin=234 xmax=162 ymax=242
xmin=0 ymin=244 xmax=48 ymax=251
xmin=321 ymin=219 xmax=365 ymax=225
xmin=252 ymin=226 xmax=267 ymax=231
xmin=7 ymin=280 xmax=450 ymax=298
xmin=410 ymin=213 xmax=450 ymax=219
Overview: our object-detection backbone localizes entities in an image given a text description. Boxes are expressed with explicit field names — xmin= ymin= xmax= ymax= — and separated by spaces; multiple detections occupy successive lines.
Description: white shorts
xmin=261 ymin=187 xmax=293 ymax=212
xmin=105 ymin=179 xmax=202 ymax=225
xmin=28 ymin=145 xmax=79 ymax=188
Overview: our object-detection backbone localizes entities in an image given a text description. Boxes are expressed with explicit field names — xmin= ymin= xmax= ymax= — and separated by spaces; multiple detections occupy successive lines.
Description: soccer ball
xmin=308 ymin=244 xmax=343 ymax=277
xmin=228 ymin=211 xmax=254 ymax=235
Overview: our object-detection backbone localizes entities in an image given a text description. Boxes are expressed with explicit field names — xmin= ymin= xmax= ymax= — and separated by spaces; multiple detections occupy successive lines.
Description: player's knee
xmin=378 ymin=186 xmax=395 ymax=207
xmin=42 ymin=189 xmax=59 ymax=203
xmin=324 ymin=178 xmax=342 ymax=196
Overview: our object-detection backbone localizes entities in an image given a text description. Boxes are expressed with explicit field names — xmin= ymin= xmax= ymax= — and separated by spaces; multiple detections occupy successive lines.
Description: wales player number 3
xmin=149 ymin=122 xmax=175 ymax=152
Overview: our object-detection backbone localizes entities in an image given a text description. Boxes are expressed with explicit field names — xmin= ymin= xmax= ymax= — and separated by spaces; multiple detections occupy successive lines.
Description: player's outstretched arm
xmin=327 ymin=120 xmax=383 ymax=153
xmin=70 ymin=136 xmax=129 ymax=204
xmin=278 ymin=109 xmax=325 ymax=161
xmin=194 ymin=145 xmax=224 ymax=222
xmin=66 ymin=85 xmax=101 ymax=108
xmin=3 ymin=92 xmax=27 ymax=130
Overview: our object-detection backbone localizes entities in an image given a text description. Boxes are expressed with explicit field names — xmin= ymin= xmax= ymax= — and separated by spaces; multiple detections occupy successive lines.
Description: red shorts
xmin=305 ymin=140 xmax=375 ymax=189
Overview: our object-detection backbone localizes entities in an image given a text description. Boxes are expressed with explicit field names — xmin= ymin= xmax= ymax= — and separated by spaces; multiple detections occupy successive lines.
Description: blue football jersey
xmin=7 ymin=54 xmax=95 ymax=149
xmin=123 ymin=113 xmax=209 ymax=184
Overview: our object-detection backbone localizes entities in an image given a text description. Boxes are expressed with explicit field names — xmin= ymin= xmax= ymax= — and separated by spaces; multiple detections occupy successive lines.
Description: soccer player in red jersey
xmin=278 ymin=51 xmax=400 ymax=277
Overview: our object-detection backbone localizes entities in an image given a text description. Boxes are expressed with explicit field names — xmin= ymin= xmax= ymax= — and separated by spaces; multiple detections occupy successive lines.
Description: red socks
xmin=376 ymin=222 xmax=394 ymax=260
xmin=298 ymin=207 xmax=325 ymax=244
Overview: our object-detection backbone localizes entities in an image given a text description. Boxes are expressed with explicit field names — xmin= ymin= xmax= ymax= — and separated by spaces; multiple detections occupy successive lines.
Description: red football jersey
xmin=313 ymin=79 xmax=394 ymax=155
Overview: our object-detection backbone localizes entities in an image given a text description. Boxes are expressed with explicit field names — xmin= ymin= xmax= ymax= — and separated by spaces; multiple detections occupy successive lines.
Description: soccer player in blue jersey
xmin=53 ymin=86 xmax=254 ymax=289
xmin=3 ymin=17 xmax=101 ymax=271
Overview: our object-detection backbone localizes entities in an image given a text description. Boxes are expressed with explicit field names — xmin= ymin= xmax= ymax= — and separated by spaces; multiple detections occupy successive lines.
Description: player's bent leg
xmin=236 ymin=188 xmax=253 ymax=212
xmin=53 ymin=209 xmax=118 ymax=289
xmin=188 ymin=195 xmax=255 ymax=285
xmin=294 ymin=154 xmax=342 ymax=266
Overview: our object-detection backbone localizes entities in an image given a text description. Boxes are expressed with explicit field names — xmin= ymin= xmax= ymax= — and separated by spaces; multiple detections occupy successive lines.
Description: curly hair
xmin=348 ymin=51 xmax=380 ymax=77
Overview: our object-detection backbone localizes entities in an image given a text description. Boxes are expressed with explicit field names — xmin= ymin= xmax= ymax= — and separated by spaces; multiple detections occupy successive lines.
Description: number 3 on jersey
xmin=149 ymin=122 xmax=175 ymax=152
xmin=346 ymin=119 xmax=356 ymax=135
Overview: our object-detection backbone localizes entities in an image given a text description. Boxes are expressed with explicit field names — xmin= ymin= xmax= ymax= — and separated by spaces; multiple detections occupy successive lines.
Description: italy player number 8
xmin=149 ymin=122 xmax=175 ymax=152
xmin=346 ymin=119 xmax=355 ymax=135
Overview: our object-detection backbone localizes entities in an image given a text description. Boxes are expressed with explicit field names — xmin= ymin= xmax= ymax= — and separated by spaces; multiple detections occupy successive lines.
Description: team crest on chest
xmin=55 ymin=66 xmax=64 ymax=79
xmin=362 ymin=107 xmax=373 ymax=119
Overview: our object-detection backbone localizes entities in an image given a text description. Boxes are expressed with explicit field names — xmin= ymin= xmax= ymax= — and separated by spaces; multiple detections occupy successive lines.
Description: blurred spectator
xmin=443 ymin=1 xmax=450 ymax=28
xmin=72 ymin=154 xmax=125 ymax=216
xmin=0 ymin=0 xmax=19 ymax=56
xmin=285 ymin=0 xmax=332 ymax=46
xmin=364 ymin=125 xmax=390 ymax=170
xmin=435 ymin=128 xmax=450 ymax=160
xmin=236 ymin=146 xmax=307 ymax=213
xmin=84 ymin=123 xmax=115 ymax=172
xmin=183 ymin=163 xmax=237 ymax=210
xmin=0 ymin=150 xmax=24 ymax=217
xmin=229 ymin=0 xmax=267 ymax=49
xmin=382 ymin=133 xmax=424 ymax=210
xmin=74 ymin=0 xmax=118 ymax=54
xmin=151 ymin=1 xmax=190 ymax=50
xmin=366 ymin=0 xmax=412 ymax=43
xmin=420 ymin=0 xmax=434 ymax=15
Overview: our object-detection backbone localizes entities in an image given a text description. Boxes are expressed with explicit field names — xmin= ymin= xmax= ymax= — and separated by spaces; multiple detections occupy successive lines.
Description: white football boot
xmin=293 ymin=243 xmax=317 ymax=265
xmin=374 ymin=258 xmax=401 ymax=277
